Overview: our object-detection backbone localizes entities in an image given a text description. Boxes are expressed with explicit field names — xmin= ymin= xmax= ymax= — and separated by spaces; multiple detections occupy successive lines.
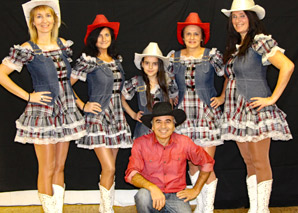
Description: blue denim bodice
xmin=86 ymin=58 xmax=125 ymax=113
xmin=173 ymin=48 xmax=217 ymax=107
xmin=133 ymin=76 xmax=165 ymax=138
xmin=27 ymin=38 xmax=72 ymax=105
xmin=231 ymin=47 xmax=272 ymax=100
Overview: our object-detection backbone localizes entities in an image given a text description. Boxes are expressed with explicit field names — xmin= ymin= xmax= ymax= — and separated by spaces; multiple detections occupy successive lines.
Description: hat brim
xmin=221 ymin=5 xmax=265 ymax=20
xmin=84 ymin=22 xmax=120 ymax=45
xmin=134 ymin=53 xmax=170 ymax=70
xmin=22 ymin=0 xmax=61 ymax=27
xmin=141 ymin=109 xmax=186 ymax=129
xmin=177 ymin=22 xmax=210 ymax=45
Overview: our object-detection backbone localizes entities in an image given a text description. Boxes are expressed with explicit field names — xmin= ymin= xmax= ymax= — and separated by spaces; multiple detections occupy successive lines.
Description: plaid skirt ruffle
xmin=15 ymin=108 xmax=86 ymax=144
xmin=76 ymin=94 xmax=133 ymax=149
xmin=220 ymin=79 xmax=292 ymax=142
xmin=176 ymin=91 xmax=224 ymax=147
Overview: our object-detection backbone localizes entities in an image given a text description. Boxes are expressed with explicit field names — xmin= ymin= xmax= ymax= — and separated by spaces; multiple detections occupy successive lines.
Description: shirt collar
xmin=153 ymin=132 xmax=177 ymax=146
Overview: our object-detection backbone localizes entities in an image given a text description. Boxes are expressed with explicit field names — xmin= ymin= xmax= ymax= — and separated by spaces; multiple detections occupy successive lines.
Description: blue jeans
xmin=134 ymin=188 xmax=192 ymax=213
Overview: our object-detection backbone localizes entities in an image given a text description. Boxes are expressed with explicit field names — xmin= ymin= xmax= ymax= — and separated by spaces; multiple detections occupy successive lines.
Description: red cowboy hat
xmin=177 ymin=12 xmax=210 ymax=45
xmin=84 ymin=14 xmax=120 ymax=44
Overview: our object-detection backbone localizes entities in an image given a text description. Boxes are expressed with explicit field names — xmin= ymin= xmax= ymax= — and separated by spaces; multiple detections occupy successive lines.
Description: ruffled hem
xmin=220 ymin=116 xmax=292 ymax=142
xmin=71 ymin=53 xmax=98 ymax=81
xmin=2 ymin=57 xmax=23 ymax=72
xmin=71 ymin=72 xmax=87 ymax=82
xmin=14 ymin=130 xmax=86 ymax=144
xmin=16 ymin=114 xmax=86 ymax=133
xmin=178 ymin=126 xmax=220 ymax=133
xmin=221 ymin=132 xmax=292 ymax=142
xmin=176 ymin=126 xmax=222 ymax=146
xmin=262 ymin=46 xmax=285 ymax=65
xmin=252 ymin=34 xmax=285 ymax=65
xmin=15 ymin=109 xmax=87 ymax=144
xmin=75 ymin=130 xmax=133 ymax=149
xmin=194 ymin=139 xmax=224 ymax=147
xmin=76 ymin=142 xmax=133 ymax=150
xmin=220 ymin=114 xmax=289 ymax=130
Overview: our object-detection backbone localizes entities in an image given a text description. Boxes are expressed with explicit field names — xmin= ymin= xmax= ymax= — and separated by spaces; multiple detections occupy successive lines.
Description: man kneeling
xmin=125 ymin=102 xmax=215 ymax=212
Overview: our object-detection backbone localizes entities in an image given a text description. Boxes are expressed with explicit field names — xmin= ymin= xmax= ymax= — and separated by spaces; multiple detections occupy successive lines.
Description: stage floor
xmin=0 ymin=205 xmax=297 ymax=213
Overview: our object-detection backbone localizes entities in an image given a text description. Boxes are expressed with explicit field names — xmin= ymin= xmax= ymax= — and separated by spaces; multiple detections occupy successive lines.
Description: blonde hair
xmin=28 ymin=5 xmax=59 ymax=43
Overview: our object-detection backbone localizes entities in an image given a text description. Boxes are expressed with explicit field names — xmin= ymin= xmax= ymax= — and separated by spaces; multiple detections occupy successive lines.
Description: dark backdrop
xmin=0 ymin=0 xmax=297 ymax=209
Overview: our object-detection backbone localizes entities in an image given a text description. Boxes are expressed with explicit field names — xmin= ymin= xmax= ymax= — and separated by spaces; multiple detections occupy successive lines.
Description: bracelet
xmin=27 ymin=93 xmax=31 ymax=102
xmin=82 ymin=103 xmax=86 ymax=112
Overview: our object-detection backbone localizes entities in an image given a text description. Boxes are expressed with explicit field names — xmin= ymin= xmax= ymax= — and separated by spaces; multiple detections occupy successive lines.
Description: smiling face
xmin=32 ymin=7 xmax=55 ymax=34
xmin=152 ymin=115 xmax=175 ymax=146
xmin=183 ymin=25 xmax=203 ymax=49
xmin=96 ymin=27 xmax=112 ymax=51
xmin=231 ymin=11 xmax=249 ymax=39
xmin=141 ymin=56 xmax=159 ymax=78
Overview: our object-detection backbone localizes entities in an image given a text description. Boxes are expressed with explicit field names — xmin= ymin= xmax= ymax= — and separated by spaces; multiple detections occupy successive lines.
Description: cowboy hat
xmin=221 ymin=0 xmax=265 ymax=20
xmin=84 ymin=14 xmax=120 ymax=44
xmin=22 ymin=0 xmax=61 ymax=27
xmin=177 ymin=12 xmax=210 ymax=45
xmin=134 ymin=42 xmax=169 ymax=70
xmin=141 ymin=102 xmax=186 ymax=129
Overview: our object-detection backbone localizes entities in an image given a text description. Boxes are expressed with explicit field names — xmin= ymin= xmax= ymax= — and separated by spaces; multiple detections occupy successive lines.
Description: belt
xmin=112 ymin=90 xmax=121 ymax=94
xmin=58 ymin=77 xmax=69 ymax=81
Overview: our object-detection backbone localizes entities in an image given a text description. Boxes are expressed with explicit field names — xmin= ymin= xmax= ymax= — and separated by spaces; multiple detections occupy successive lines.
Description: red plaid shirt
xmin=125 ymin=132 xmax=214 ymax=193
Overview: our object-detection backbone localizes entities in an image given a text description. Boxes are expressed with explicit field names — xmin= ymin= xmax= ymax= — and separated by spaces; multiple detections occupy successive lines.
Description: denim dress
xmin=2 ymin=40 xmax=86 ymax=144
xmin=71 ymin=53 xmax=133 ymax=149
xmin=168 ymin=48 xmax=224 ymax=147
xmin=122 ymin=75 xmax=178 ymax=139
xmin=220 ymin=34 xmax=292 ymax=142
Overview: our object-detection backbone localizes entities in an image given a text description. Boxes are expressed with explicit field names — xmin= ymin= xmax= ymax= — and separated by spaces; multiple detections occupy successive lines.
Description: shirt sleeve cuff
xmin=126 ymin=170 xmax=139 ymax=183
xmin=200 ymin=162 xmax=214 ymax=173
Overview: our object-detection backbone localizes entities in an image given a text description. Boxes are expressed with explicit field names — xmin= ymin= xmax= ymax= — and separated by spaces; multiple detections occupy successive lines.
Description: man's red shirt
xmin=125 ymin=132 xmax=215 ymax=193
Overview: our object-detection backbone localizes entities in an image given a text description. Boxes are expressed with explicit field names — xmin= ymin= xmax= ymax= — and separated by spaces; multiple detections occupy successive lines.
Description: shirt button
xmin=163 ymin=161 xmax=166 ymax=164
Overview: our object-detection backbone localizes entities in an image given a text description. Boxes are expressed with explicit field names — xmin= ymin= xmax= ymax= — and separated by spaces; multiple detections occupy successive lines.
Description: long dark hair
xmin=223 ymin=11 xmax=267 ymax=64
xmin=82 ymin=27 xmax=119 ymax=58
xmin=141 ymin=58 xmax=170 ymax=111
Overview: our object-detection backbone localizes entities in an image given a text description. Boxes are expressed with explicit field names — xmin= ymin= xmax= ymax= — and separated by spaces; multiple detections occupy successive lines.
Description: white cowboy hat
xmin=22 ymin=0 xmax=61 ymax=27
xmin=134 ymin=42 xmax=169 ymax=70
xmin=221 ymin=0 xmax=265 ymax=20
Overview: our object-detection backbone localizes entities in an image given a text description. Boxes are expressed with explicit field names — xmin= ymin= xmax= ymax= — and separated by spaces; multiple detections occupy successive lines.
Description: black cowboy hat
xmin=141 ymin=102 xmax=186 ymax=129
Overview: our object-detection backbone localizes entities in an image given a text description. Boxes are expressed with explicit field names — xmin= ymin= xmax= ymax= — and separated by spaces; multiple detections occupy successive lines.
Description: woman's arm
xmin=250 ymin=50 xmax=294 ymax=111
xmin=121 ymin=94 xmax=143 ymax=122
xmin=0 ymin=63 xmax=51 ymax=104
xmin=210 ymin=74 xmax=228 ymax=109
xmin=70 ymin=76 xmax=101 ymax=114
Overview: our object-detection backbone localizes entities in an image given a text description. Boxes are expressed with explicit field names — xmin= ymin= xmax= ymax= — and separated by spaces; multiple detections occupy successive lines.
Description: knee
xmin=39 ymin=161 xmax=55 ymax=178
xmin=251 ymin=157 xmax=270 ymax=171
xmin=101 ymin=165 xmax=116 ymax=176
xmin=135 ymin=188 xmax=152 ymax=209
xmin=54 ymin=161 xmax=65 ymax=174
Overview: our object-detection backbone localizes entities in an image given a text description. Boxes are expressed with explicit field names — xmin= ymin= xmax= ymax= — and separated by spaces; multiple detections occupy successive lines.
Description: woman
xmin=0 ymin=0 xmax=86 ymax=212
xmin=221 ymin=0 xmax=294 ymax=212
xmin=71 ymin=14 xmax=133 ymax=213
xmin=168 ymin=12 xmax=227 ymax=212
xmin=121 ymin=42 xmax=177 ymax=139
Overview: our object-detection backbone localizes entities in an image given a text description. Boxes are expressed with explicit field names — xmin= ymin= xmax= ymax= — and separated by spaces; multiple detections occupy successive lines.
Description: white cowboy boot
xmin=52 ymin=184 xmax=65 ymax=213
xmin=246 ymin=175 xmax=257 ymax=213
xmin=99 ymin=183 xmax=115 ymax=213
xmin=188 ymin=170 xmax=203 ymax=213
xmin=38 ymin=192 xmax=56 ymax=213
xmin=201 ymin=178 xmax=218 ymax=213
xmin=257 ymin=179 xmax=273 ymax=213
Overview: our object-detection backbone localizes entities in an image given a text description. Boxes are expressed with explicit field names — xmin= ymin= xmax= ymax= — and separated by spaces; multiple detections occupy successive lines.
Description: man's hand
xmin=176 ymin=188 xmax=199 ymax=202
xmin=149 ymin=185 xmax=166 ymax=211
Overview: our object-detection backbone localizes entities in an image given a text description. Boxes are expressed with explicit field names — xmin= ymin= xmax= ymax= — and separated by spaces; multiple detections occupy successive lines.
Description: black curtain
xmin=0 ymin=0 xmax=297 ymax=209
